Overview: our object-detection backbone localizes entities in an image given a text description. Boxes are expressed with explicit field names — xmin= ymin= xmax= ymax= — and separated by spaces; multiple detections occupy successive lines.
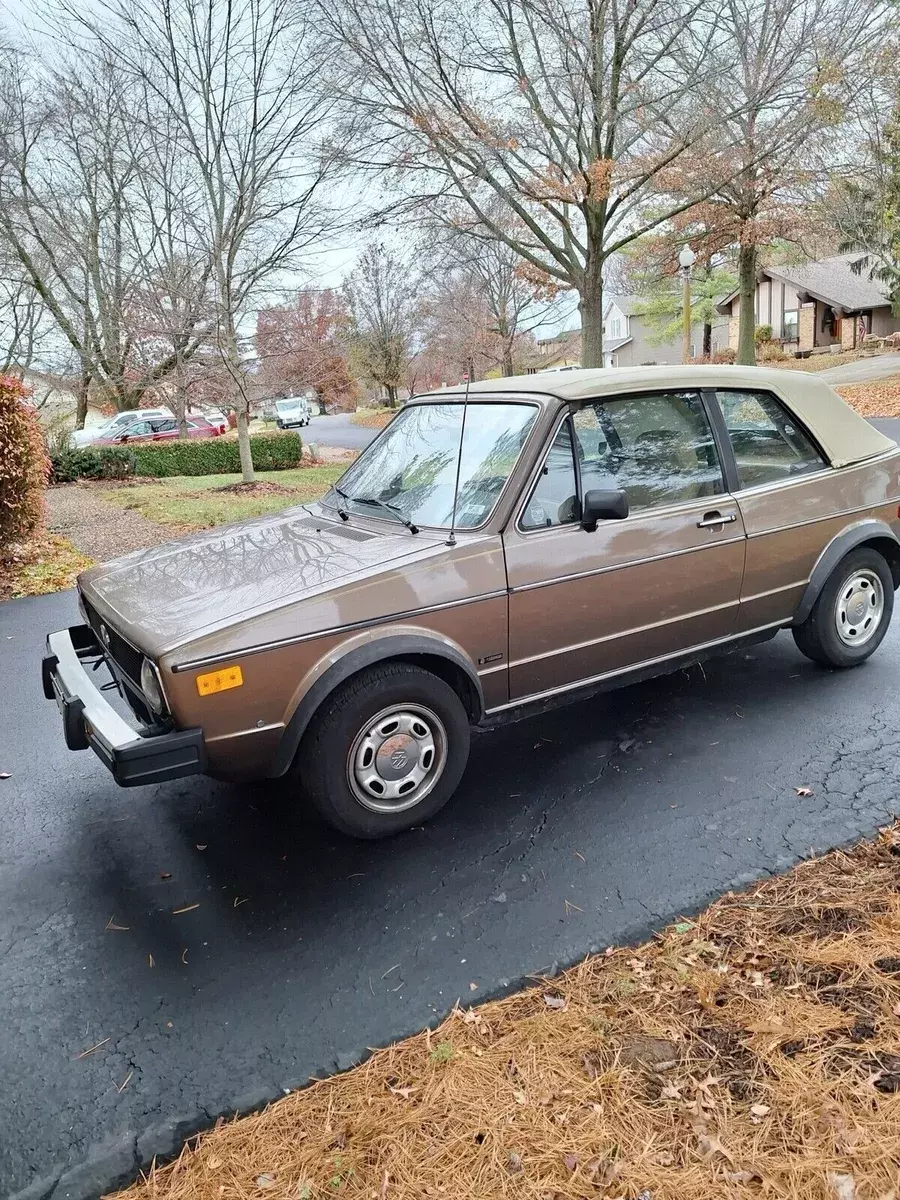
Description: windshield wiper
xmin=349 ymin=495 xmax=419 ymax=534
xmin=331 ymin=484 xmax=351 ymax=521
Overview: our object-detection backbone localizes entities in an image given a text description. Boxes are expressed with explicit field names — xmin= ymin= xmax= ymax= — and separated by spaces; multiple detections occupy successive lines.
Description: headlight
xmin=140 ymin=658 xmax=166 ymax=714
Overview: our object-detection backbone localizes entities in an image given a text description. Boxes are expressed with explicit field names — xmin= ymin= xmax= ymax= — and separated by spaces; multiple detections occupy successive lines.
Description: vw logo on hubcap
xmin=390 ymin=748 xmax=408 ymax=770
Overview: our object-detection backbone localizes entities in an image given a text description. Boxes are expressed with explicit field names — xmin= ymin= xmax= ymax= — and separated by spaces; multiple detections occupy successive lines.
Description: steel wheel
xmin=835 ymin=568 xmax=885 ymax=647
xmin=348 ymin=704 xmax=448 ymax=813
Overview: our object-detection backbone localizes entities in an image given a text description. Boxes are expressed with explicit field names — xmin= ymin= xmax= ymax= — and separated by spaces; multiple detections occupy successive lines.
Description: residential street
xmin=4 ymin=575 xmax=900 ymax=1194
xmin=305 ymin=413 xmax=378 ymax=450
xmin=818 ymin=353 xmax=900 ymax=385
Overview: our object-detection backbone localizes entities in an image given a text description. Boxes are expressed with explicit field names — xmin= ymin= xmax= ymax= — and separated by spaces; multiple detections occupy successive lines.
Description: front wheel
xmin=292 ymin=662 xmax=471 ymax=838
xmin=793 ymin=547 xmax=894 ymax=668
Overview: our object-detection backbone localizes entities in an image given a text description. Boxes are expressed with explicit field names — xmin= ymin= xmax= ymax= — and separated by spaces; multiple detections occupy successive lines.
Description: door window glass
xmin=121 ymin=421 xmax=150 ymax=437
xmin=521 ymin=420 xmax=579 ymax=529
xmin=717 ymin=389 xmax=827 ymax=488
xmin=573 ymin=391 xmax=724 ymax=511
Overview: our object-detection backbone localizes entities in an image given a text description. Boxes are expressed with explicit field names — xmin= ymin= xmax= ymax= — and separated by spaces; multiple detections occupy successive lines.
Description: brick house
xmin=715 ymin=253 xmax=900 ymax=355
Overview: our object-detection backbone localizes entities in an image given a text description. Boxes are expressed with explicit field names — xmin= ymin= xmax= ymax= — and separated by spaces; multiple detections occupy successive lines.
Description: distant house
xmin=601 ymin=295 xmax=730 ymax=367
xmin=715 ymin=253 xmax=900 ymax=354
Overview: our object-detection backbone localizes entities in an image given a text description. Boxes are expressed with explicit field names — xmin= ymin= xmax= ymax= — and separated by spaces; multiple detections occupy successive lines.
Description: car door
xmin=712 ymin=387 xmax=836 ymax=631
xmin=150 ymin=419 xmax=179 ymax=441
xmin=503 ymin=389 xmax=747 ymax=701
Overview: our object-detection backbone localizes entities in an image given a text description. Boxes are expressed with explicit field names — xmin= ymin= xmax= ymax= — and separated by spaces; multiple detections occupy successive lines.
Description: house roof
xmin=604 ymin=294 xmax=646 ymax=317
xmin=718 ymin=254 xmax=890 ymax=314
xmin=602 ymin=335 xmax=632 ymax=353
xmin=426 ymin=364 xmax=896 ymax=468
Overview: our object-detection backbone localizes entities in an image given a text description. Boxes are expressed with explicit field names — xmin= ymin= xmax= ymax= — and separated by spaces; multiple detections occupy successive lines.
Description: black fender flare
xmin=269 ymin=633 xmax=485 ymax=777
xmin=792 ymin=518 xmax=900 ymax=625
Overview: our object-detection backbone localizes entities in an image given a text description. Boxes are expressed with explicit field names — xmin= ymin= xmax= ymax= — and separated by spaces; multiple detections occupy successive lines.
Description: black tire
xmin=792 ymin=547 xmax=894 ymax=668
xmin=292 ymin=662 xmax=471 ymax=838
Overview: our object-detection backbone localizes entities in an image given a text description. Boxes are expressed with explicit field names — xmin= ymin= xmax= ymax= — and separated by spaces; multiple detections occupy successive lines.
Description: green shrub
xmin=0 ymin=375 xmax=50 ymax=548
xmin=755 ymin=324 xmax=773 ymax=344
xmin=128 ymin=432 xmax=303 ymax=477
xmin=50 ymin=445 xmax=136 ymax=483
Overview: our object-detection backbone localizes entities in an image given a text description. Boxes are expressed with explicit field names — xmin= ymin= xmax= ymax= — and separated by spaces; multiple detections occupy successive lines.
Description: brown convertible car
xmin=44 ymin=366 xmax=900 ymax=837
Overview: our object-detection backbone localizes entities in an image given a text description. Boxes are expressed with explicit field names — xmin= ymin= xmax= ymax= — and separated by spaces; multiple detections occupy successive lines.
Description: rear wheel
xmin=793 ymin=547 xmax=893 ymax=668
xmin=292 ymin=662 xmax=471 ymax=838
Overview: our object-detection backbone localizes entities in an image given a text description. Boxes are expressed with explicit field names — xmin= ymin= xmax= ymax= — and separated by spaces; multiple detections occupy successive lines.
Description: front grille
xmin=82 ymin=596 xmax=144 ymax=684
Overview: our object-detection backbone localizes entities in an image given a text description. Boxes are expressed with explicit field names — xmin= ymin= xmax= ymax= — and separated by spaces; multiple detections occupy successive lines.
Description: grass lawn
xmin=0 ymin=531 xmax=94 ymax=601
xmin=116 ymin=825 xmax=900 ymax=1200
xmin=98 ymin=465 xmax=346 ymax=531
xmin=352 ymin=407 xmax=396 ymax=429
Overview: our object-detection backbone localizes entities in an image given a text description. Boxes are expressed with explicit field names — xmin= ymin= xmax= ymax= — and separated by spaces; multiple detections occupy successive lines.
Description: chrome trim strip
xmin=509 ymin=534 xmax=746 ymax=595
xmin=171 ymin=589 xmax=509 ymax=673
xmin=487 ymin=620 xmax=787 ymax=714
xmin=206 ymin=722 xmax=285 ymax=744
xmin=740 ymin=580 xmax=807 ymax=603
xmin=508 ymin=596 xmax=740 ymax=670
xmin=744 ymin=496 xmax=900 ymax=539
xmin=477 ymin=661 xmax=508 ymax=677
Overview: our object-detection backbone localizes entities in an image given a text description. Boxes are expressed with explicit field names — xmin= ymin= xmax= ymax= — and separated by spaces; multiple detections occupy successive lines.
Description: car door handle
xmin=697 ymin=510 xmax=737 ymax=528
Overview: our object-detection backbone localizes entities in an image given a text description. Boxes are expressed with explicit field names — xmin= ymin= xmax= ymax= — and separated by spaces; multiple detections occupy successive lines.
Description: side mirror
xmin=582 ymin=488 xmax=628 ymax=531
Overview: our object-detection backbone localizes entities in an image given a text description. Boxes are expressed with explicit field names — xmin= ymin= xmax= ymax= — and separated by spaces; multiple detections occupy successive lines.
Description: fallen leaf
xmin=892 ymin=1002 xmax=900 ymax=1018
xmin=586 ymin=1156 xmax=620 ymax=1186
xmin=828 ymin=1173 xmax=857 ymax=1200
xmin=750 ymin=1103 xmax=770 ymax=1117
xmin=746 ymin=1020 xmax=789 ymax=1035
xmin=181 ymin=948 xmax=189 ymax=965
xmin=172 ymin=903 xmax=200 ymax=915
xmin=196 ymin=844 xmax=208 ymax=851
xmin=159 ymin=871 xmax=172 ymax=881
xmin=297 ymin=1185 xmax=312 ymax=1200
xmin=543 ymin=993 xmax=567 ymax=1010
xmin=469 ymin=982 xmax=478 ymax=991
xmin=661 ymin=1082 xmax=682 ymax=1099
xmin=514 ymin=1089 xmax=527 ymax=1105
xmin=794 ymin=786 xmax=815 ymax=797
xmin=378 ymin=1172 xmax=389 ymax=1200
xmin=726 ymin=1169 xmax=763 ymax=1184
xmin=674 ymin=921 xmax=693 ymax=933
xmin=256 ymin=1174 xmax=277 ymax=1190
xmin=563 ymin=1152 xmax=578 ymax=1171
xmin=387 ymin=1084 xmax=415 ymax=1099
xmin=148 ymin=954 xmax=155 ymax=968
xmin=105 ymin=917 xmax=130 ymax=932
xmin=697 ymin=1133 xmax=734 ymax=1164
xmin=206 ymin=1157 xmax=223 ymax=1170
xmin=0 ymin=772 xmax=10 ymax=779
xmin=507 ymin=1152 xmax=523 ymax=1174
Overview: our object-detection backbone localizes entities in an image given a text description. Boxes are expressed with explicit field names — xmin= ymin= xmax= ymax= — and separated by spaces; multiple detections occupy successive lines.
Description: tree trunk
xmin=737 ymin=242 xmax=757 ymax=366
xmin=75 ymin=369 xmax=91 ymax=430
xmin=385 ymin=385 xmax=397 ymax=408
xmin=174 ymin=345 xmax=188 ymax=438
xmin=501 ymin=342 xmax=514 ymax=377
xmin=236 ymin=407 xmax=255 ymax=483
xmin=703 ymin=321 xmax=712 ymax=358
xmin=579 ymin=258 xmax=604 ymax=367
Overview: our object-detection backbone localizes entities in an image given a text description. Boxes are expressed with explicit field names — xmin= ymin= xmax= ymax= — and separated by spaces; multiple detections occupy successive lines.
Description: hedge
xmin=0 ymin=375 xmax=50 ymax=547
xmin=50 ymin=432 xmax=303 ymax=481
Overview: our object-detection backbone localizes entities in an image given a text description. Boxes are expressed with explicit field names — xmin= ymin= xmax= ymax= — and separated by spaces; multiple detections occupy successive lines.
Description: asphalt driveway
xmin=4 ymin=584 xmax=900 ymax=1196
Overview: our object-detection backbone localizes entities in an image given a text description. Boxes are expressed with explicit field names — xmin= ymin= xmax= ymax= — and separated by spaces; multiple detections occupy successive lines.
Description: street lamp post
xmin=678 ymin=244 xmax=696 ymax=364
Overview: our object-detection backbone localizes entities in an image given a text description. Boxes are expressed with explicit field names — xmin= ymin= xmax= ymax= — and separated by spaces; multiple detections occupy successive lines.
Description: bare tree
xmin=0 ymin=49 xmax=215 ymax=421
xmin=61 ymin=0 xmax=339 ymax=481
xmin=316 ymin=0 xmax=739 ymax=366
xmin=345 ymin=244 xmax=421 ymax=407
xmin=687 ymin=0 xmax=886 ymax=364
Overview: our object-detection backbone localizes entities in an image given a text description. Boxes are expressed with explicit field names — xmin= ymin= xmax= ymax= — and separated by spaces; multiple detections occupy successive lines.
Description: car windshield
xmin=325 ymin=401 xmax=538 ymax=529
xmin=276 ymin=398 xmax=305 ymax=412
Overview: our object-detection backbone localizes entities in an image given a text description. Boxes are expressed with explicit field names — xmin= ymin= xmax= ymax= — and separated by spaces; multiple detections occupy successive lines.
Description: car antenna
xmin=445 ymin=364 xmax=473 ymax=547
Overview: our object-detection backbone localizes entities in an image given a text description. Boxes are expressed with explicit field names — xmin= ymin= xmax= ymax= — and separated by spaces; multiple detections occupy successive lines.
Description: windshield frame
xmin=321 ymin=397 xmax=545 ymax=534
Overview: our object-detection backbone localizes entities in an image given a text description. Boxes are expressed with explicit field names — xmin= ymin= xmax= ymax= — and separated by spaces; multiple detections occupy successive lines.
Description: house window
xmin=609 ymin=317 xmax=622 ymax=338
xmin=821 ymin=306 xmax=837 ymax=336
xmin=782 ymin=310 xmax=799 ymax=341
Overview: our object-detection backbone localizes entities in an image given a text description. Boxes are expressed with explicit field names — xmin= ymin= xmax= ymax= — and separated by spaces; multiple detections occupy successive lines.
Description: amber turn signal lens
xmin=196 ymin=665 xmax=243 ymax=696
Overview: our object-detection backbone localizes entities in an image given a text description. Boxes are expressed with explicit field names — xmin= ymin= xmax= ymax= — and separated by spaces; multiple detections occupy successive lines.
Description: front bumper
xmin=42 ymin=625 xmax=206 ymax=787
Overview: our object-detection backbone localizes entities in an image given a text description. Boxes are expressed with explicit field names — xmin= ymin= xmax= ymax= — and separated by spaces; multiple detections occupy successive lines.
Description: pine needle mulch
xmin=115 ymin=827 xmax=900 ymax=1200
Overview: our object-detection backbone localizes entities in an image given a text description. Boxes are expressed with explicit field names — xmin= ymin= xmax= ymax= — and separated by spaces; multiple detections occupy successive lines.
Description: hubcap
xmin=348 ymin=704 xmax=447 ymax=813
xmin=835 ymin=569 xmax=884 ymax=647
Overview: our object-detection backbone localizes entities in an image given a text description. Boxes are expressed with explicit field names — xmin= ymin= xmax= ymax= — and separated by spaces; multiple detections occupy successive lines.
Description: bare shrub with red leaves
xmin=0 ymin=375 xmax=50 ymax=550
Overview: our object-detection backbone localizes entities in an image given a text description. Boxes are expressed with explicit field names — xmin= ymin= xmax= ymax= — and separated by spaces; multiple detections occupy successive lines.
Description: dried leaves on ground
xmin=836 ymin=378 xmax=900 ymax=418
xmin=351 ymin=408 xmax=395 ymax=429
xmin=0 ymin=531 xmax=94 ymax=600
xmin=116 ymin=826 xmax=900 ymax=1200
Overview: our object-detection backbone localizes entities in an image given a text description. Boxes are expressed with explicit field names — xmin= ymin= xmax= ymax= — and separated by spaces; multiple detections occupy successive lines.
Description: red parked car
xmin=96 ymin=416 xmax=223 ymax=445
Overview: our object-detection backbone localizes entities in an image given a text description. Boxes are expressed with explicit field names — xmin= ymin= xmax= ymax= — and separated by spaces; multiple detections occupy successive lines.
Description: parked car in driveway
xmin=94 ymin=415 xmax=223 ymax=445
xmin=71 ymin=407 xmax=174 ymax=446
xmin=43 ymin=366 xmax=900 ymax=838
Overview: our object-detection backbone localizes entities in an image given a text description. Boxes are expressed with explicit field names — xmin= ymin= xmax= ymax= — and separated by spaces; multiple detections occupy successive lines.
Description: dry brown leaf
xmin=206 ymin=1158 xmax=222 ymax=1171
xmin=255 ymin=1174 xmax=276 ymax=1190
xmin=513 ymin=1090 xmax=527 ymax=1105
xmin=507 ymin=1152 xmax=523 ymax=1174
xmin=697 ymin=1132 xmax=734 ymax=1164
xmin=387 ymin=1084 xmax=415 ymax=1099
xmin=750 ymin=1103 xmax=770 ymax=1117
xmin=543 ymin=993 xmax=567 ymax=1010
xmin=794 ymin=786 xmax=815 ymax=797
xmin=563 ymin=1152 xmax=578 ymax=1171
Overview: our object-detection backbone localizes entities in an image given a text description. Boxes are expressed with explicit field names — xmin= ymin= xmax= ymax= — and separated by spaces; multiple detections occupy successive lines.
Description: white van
xmin=274 ymin=396 xmax=313 ymax=429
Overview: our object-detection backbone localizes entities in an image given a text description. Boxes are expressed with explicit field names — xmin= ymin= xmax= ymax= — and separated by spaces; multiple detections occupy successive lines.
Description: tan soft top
xmin=425 ymin=365 xmax=896 ymax=469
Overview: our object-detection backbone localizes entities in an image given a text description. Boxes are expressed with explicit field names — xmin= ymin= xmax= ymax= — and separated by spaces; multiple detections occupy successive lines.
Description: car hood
xmin=79 ymin=506 xmax=443 ymax=656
